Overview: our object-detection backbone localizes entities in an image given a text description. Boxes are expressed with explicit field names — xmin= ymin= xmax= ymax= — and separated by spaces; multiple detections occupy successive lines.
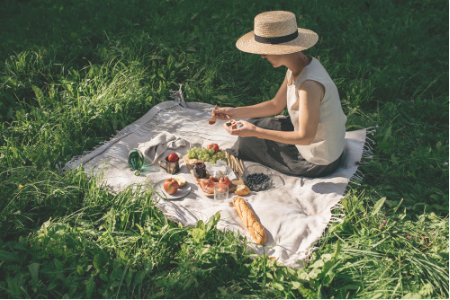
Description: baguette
xmin=232 ymin=197 xmax=267 ymax=244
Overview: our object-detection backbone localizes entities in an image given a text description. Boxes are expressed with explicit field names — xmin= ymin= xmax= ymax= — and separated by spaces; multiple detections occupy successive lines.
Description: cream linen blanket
xmin=64 ymin=99 xmax=370 ymax=269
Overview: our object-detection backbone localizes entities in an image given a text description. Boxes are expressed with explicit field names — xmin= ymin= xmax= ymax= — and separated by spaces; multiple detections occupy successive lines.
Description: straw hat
xmin=236 ymin=11 xmax=319 ymax=55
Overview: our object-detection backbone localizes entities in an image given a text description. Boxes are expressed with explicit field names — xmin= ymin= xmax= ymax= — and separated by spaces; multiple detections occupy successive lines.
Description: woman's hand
xmin=213 ymin=107 xmax=236 ymax=120
xmin=224 ymin=120 xmax=257 ymax=137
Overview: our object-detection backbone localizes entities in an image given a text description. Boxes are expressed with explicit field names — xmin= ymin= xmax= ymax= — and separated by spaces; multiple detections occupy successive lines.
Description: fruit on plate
xmin=207 ymin=143 xmax=220 ymax=152
xmin=218 ymin=176 xmax=231 ymax=187
xmin=163 ymin=178 xmax=179 ymax=195
xmin=167 ymin=152 xmax=179 ymax=162
xmin=173 ymin=175 xmax=186 ymax=187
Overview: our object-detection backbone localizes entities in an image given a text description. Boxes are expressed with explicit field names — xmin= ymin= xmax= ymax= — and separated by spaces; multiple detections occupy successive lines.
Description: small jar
xmin=193 ymin=161 xmax=207 ymax=178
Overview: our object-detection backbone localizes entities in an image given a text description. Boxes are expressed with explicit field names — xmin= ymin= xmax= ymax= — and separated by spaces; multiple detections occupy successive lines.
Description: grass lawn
xmin=0 ymin=0 xmax=448 ymax=298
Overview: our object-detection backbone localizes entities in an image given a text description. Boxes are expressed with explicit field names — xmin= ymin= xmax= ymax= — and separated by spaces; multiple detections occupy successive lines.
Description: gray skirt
xmin=225 ymin=116 xmax=343 ymax=178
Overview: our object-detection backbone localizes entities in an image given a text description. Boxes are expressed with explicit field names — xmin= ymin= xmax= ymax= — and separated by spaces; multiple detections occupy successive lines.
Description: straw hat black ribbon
xmin=254 ymin=31 xmax=299 ymax=44
xmin=236 ymin=11 xmax=318 ymax=55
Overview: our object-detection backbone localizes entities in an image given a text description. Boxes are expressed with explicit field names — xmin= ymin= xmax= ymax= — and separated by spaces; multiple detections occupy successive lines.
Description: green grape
xmin=187 ymin=151 xmax=196 ymax=159
xmin=207 ymin=148 xmax=215 ymax=155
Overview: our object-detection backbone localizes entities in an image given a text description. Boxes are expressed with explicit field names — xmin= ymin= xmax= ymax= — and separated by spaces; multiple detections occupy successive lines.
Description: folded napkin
xmin=137 ymin=131 xmax=188 ymax=164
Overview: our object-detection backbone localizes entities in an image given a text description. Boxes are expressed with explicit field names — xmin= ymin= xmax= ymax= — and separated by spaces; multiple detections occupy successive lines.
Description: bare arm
xmin=214 ymin=76 xmax=288 ymax=120
xmin=226 ymin=80 xmax=324 ymax=145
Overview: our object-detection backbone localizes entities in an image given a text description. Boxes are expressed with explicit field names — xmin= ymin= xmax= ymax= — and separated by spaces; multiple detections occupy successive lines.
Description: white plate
xmin=153 ymin=179 xmax=192 ymax=200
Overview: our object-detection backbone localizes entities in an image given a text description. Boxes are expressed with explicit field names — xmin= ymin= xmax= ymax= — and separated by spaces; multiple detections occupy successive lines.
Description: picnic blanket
xmin=64 ymin=92 xmax=372 ymax=269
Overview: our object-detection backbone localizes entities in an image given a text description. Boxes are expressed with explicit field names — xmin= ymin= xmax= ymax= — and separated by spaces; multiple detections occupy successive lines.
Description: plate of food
xmin=153 ymin=176 xmax=191 ymax=200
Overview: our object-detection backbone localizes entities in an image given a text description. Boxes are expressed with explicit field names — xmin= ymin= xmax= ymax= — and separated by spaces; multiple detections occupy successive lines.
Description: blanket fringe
xmin=348 ymin=127 xmax=376 ymax=182
xmin=359 ymin=127 xmax=376 ymax=166
xmin=350 ymin=169 xmax=364 ymax=183
xmin=62 ymin=131 xmax=132 ymax=173
xmin=297 ymin=247 xmax=319 ymax=265
xmin=330 ymin=203 xmax=344 ymax=211
xmin=329 ymin=216 xmax=344 ymax=223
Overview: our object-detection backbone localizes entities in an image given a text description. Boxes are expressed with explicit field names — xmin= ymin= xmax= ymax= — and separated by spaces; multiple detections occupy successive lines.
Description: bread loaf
xmin=232 ymin=197 xmax=267 ymax=244
xmin=224 ymin=119 xmax=237 ymax=129
xmin=235 ymin=185 xmax=250 ymax=196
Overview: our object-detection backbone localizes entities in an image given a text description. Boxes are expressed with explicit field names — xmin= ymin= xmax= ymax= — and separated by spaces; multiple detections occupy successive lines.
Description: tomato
xmin=218 ymin=176 xmax=231 ymax=187
xmin=167 ymin=152 xmax=179 ymax=162
xmin=207 ymin=143 xmax=220 ymax=152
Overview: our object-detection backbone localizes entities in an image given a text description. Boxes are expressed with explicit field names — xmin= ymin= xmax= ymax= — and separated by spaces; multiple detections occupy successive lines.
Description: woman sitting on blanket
xmin=214 ymin=11 xmax=347 ymax=177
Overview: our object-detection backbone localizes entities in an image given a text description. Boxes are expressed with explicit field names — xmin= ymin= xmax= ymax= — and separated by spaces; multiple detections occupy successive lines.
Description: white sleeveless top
xmin=286 ymin=57 xmax=346 ymax=165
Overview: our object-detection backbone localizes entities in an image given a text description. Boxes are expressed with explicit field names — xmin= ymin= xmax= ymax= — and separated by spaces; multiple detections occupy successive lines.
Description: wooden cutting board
xmin=182 ymin=150 xmax=244 ymax=197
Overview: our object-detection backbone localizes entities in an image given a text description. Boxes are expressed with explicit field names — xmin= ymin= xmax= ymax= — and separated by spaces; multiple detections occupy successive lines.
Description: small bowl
xmin=243 ymin=164 xmax=272 ymax=191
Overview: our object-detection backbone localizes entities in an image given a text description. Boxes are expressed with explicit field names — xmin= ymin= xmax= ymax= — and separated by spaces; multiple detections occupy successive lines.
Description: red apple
xmin=167 ymin=152 xmax=179 ymax=162
xmin=163 ymin=178 xmax=179 ymax=195
xmin=207 ymin=143 xmax=220 ymax=152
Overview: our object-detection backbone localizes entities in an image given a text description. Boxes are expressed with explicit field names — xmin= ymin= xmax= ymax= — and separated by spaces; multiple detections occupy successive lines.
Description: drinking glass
xmin=214 ymin=184 xmax=229 ymax=201
xmin=128 ymin=149 xmax=145 ymax=176
xmin=189 ymin=142 xmax=202 ymax=151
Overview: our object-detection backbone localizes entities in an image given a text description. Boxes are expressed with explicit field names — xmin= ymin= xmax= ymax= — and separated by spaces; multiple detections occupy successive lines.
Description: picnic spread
xmin=64 ymin=94 xmax=372 ymax=269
